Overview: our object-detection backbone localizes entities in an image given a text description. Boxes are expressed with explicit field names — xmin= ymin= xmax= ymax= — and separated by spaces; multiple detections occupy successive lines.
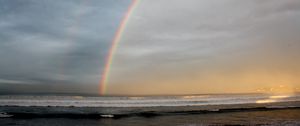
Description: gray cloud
xmin=1 ymin=0 xmax=300 ymax=95
xmin=0 ymin=0 xmax=131 ymax=94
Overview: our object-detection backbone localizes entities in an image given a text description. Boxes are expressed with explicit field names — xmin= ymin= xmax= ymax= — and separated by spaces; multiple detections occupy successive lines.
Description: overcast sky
xmin=0 ymin=0 xmax=131 ymax=94
xmin=1 ymin=0 xmax=300 ymax=95
xmin=108 ymin=0 xmax=300 ymax=95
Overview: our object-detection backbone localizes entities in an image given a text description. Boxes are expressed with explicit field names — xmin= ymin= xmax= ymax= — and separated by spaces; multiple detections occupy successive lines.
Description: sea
xmin=1 ymin=93 xmax=300 ymax=126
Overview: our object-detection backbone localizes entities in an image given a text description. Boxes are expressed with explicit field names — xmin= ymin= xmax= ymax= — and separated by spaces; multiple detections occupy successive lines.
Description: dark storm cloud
xmin=0 ymin=0 xmax=131 ymax=94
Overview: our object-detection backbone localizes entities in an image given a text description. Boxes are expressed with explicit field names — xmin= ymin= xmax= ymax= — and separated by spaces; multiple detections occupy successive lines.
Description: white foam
xmin=0 ymin=112 xmax=13 ymax=118
xmin=0 ymin=94 xmax=299 ymax=107
xmin=100 ymin=114 xmax=114 ymax=118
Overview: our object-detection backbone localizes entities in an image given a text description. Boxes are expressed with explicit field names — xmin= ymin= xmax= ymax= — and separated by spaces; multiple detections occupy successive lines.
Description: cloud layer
xmin=1 ymin=0 xmax=300 ymax=95
xmin=108 ymin=0 xmax=300 ymax=95
xmin=0 ymin=0 xmax=131 ymax=94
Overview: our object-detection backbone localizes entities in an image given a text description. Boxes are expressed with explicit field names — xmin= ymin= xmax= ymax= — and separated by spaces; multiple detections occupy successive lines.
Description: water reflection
xmin=256 ymin=95 xmax=291 ymax=104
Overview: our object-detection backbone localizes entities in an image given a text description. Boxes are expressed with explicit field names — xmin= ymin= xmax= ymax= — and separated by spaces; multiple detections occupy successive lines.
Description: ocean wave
xmin=0 ymin=112 xmax=13 ymax=118
xmin=0 ymin=94 xmax=299 ymax=107
xmin=1 ymin=94 xmax=300 ymax=119
xmin=1 ymin=105 xmax=299 ymax=119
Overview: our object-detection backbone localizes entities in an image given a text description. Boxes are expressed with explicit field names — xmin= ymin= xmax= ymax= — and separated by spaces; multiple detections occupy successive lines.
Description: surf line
xmin=99 ymin=0 xmax=140 ymax=95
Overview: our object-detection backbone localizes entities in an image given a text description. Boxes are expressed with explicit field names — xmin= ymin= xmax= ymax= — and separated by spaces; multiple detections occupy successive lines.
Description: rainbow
xmin=99 ymin=0 xmax=139 ymax=95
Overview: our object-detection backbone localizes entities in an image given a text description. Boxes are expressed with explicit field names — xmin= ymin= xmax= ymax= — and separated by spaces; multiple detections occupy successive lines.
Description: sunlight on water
xmin=256 ymin=99 xmax=276 ymax=104
xmin=256 ymin=95 xmax=292 ymax=104
xmin=269 ymin=95 xmax=290 ymax=99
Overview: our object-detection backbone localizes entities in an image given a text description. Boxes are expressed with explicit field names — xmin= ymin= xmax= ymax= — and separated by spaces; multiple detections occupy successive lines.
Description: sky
xmin=1 ymin=0 xmax=300 ymax=95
